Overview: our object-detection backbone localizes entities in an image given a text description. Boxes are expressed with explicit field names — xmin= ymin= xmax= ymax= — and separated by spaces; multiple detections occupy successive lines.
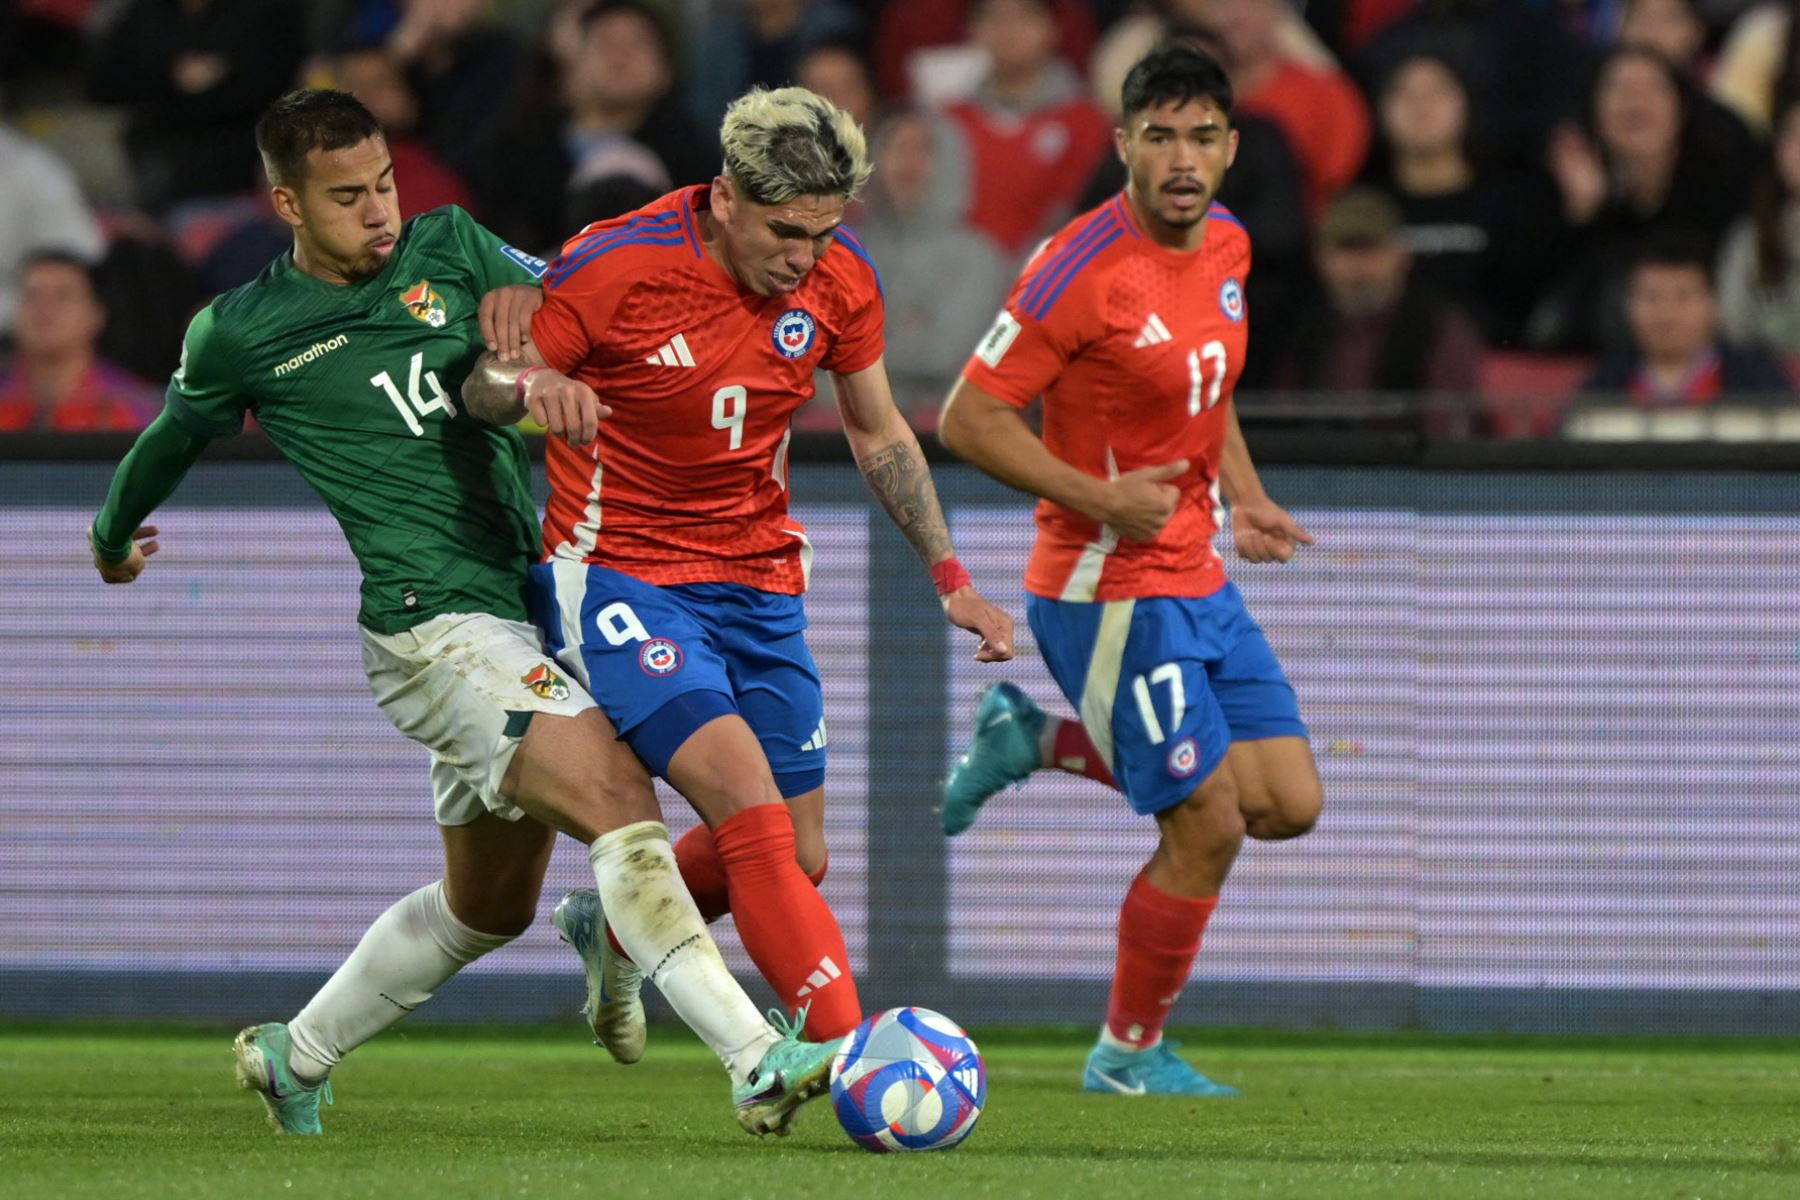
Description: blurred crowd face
xmin=1594 ymin=52 xmax=1682 ymax=165
xmin=711 ymin=182 xmax=845 ymax=297
xmin=280 ymin=136 xmax=402 ymax=283
xmin=336 ymin=50 xmax=419 ymax=135
xmin=1618 ymin=0 xmax=1704 ymax=71
xmin=1120 ymin=98 xmax=1238 ymax=235
xmin=971 ymin=0 xmax=1060 ymax=80
xmin=1203 ymin=0 xmax=1281 ymax=71
xmin=565 ymin=7 xmax=672 ymax=112
xmin=399 ymin=0 xmax=484 ymax=38
xmin=16 ymin=260 xmax=104 ymax=361
xmin=1381 ymin=56 xmax=1469 ymax=161
xmin=1318 ymin=238 xmax=1411 ymax=318
xmin=1777 ymin=103 xmax=1800 ymax=198
xmin=873 ymin=112 xmax=937 ymax=215
xmin=797 ymin=47 xmax=876 ymax=130
xmin=1626 ymin=261 xmax=1715 ymax=364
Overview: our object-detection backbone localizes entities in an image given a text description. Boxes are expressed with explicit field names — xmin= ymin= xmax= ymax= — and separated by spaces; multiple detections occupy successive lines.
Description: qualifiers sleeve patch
xmin=501 ymin=244 xmax=549 ymax=278
xmin=975 ymin=309 xmax=1022 ymax=368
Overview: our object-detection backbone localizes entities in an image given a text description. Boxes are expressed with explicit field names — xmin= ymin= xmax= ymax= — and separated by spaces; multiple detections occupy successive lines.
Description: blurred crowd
xmin=2 ymin=0 xmax=1798 ymax=439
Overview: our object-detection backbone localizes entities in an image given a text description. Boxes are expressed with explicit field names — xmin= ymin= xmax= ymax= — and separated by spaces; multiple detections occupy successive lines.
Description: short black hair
xmin=1632 ymin=231 xmax=1714 ymax=286
xmin=579 ymin=0 xmax=674 ymax=62
xmin=1121 ymin=43 xmax=1233 ymax=124
xmin=254 ymin=89 xmax=383 ymax=186
xmin=21 ymin=249 xmax=100 ymax=296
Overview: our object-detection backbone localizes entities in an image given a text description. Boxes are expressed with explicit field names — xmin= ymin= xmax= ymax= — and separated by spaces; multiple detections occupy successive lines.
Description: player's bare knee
xmin=445 ymin=884 xmax=538 ymax=939
xmin=1249 ymin=784 xmax=1322 ymax=840
xmin=792 ymin=832 xmax=828 ymax=879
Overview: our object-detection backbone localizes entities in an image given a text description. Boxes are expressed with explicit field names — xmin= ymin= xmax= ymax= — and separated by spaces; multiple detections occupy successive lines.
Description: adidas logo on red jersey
xmin=1133 ymin=313 xmax=1173 ymax=348
xmin=645 ymin=333 xmax=696 ymax=367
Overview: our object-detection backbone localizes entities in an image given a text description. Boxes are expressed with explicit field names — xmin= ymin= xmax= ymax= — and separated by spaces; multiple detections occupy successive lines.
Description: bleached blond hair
xmin=719 ymin=86 xmax=873 ymax=205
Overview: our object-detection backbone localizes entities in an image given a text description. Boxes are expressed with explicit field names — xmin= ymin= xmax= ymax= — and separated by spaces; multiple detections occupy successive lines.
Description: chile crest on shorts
xmin=773 ymin=309 xmax=817 ymax=359
xmin=1167 ymin=736 xmax=1200 ymax=778
xmin=640 ymin=638 xmax=683 ymax=676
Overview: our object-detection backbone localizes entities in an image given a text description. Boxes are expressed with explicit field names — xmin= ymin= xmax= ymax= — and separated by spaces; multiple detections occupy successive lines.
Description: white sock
xmin=287 ymin=880 xmax=515 ymax=1081
xmin=1098 ymin=1025 xmax=1157 ymax=1054
xmin=590 ymin=821 xmax=778 ymax=1085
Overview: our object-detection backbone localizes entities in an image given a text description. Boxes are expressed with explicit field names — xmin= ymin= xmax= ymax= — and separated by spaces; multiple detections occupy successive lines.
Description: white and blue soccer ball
xmin=829 ymin=1006 xmax=986 ymax=1153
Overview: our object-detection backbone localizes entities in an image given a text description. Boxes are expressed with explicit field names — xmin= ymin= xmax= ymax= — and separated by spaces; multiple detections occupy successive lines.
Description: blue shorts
xmin=1026 ymin=582 xmax=1307 ymax=816
xmin=526 ymin=562 xmax=826 ymax=797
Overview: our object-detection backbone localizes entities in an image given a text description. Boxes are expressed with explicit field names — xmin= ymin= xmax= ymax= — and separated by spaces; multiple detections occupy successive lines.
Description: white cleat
xmin=552 ymin=888 xmax=647 ymax=1064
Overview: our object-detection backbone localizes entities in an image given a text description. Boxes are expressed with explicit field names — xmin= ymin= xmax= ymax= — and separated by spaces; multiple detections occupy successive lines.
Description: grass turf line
xmin=0 ymin=1024 xmax=1795 ymax=1200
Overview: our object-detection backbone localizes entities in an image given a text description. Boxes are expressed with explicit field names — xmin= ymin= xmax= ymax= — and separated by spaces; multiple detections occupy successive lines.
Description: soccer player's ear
xmin=270 ymin=184 xmax=304 ymax=230
xmin=1113 ymin=127 xmax=1129 ymax=165
xmin=710 ymin=176 xmax=735 ymax=225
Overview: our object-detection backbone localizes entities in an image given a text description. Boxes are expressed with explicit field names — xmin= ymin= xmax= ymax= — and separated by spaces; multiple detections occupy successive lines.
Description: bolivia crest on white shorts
xmin=640 ymin=638 xmax=683 ymax=675
xmin=1167 ymin=736 xmax=1200 ymax=778
xmin=522 ymin=663 xmax=570 ymax=702
xmin=1219 ymin=278 xmax=1245 ymax=323
xmin=773 ymin=309 xmax=817 ymax=359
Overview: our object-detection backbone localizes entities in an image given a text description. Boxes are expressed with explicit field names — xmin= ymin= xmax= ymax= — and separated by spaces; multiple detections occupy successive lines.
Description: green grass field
xmin=1 ymin=1023 xmax=1796 ymax=1200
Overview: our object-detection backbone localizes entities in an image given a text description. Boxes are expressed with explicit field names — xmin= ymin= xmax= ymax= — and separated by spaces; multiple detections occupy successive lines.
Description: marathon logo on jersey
xmin=1167 ymin=736 xmax=1200 ymax=779
xmin=273 ymin=334 xmax=349 ymax=376
xmin=772 ymin=309 xmax=817 ymax=359
xmin=975 ymin=310 xmax=1022 ymax=367
xmin=1219 ymin=278 xmax=1245 ymax=323
xmin=639 ymin=638 xmax=683 ymax=676
xmin=521 ymin=663 xmax=571 ymax=702
xmin=400 ymin=280 xmax=448 ymax=328
xmin=500 ymin=245 xmax=549 ymax=278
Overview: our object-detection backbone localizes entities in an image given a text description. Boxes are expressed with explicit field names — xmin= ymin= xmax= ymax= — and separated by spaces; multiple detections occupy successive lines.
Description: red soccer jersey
xmin=961 ymin=193 xmax=1251 ymax=603
xmin=530 ymin=185 xmax=886 ymax=593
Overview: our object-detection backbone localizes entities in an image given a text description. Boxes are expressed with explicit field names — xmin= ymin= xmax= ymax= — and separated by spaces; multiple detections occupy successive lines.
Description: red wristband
xmin=930 ymin=558 xmax=971 ymax=596
xmin=515 ymin=365 xmax=547 ymax=400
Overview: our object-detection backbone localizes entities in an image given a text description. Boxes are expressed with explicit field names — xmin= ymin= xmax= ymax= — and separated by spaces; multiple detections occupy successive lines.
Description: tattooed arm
xmin=831 ymin=357 xmax=1013 ymax=662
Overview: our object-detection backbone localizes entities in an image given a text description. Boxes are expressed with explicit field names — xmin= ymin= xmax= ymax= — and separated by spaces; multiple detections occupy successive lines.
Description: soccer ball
xmin=829 ymin=1007 xmax=986 ymax=1153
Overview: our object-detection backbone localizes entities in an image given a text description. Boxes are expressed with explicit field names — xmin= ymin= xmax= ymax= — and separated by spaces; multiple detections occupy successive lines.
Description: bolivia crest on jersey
xmin=521 ymin=663 xmax=570 ymax=702
xmin=772 ymin=309 xmax=817 ymax=359
xmin=401 ymin=280 xmax=448 ymax=328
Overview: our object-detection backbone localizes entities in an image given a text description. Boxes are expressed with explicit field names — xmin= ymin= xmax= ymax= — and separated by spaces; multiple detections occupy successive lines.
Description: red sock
xmin=1052 ymin=719 xmax=1117 ymax=789
xmin=606 ymin=832 xmax=830 ymax=959
xmin=674 ymin=824 xmax=732 ymax=921
xmin=713 ymin=804 xmax=860 ymax=1039
xmin=1105 ymin=870 xmax=1218 ymax=1048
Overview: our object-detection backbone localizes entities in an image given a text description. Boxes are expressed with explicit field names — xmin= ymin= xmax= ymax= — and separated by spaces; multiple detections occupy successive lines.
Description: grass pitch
xmin=0 ymin=1023 xmax=1795 ymax=1200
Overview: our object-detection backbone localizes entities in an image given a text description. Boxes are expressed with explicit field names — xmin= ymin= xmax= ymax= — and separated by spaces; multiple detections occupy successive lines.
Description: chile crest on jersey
xmin=772 ymin=309 xmax=817 ymax=359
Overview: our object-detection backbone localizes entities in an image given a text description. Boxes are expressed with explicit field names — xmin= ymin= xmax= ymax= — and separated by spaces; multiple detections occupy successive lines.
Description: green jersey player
xmin=87 ymin=89 xmax=839 ymax=1138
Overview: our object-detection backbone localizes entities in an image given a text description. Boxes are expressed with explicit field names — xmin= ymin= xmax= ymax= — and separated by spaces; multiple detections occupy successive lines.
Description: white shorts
xmin=361 ymin=612 xmax=596 ymax=826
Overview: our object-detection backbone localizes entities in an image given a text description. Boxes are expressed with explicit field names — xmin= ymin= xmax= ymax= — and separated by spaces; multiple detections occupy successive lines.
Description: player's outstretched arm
xmin=88 ymin=408 xmax=213 ymax=584
xmin=1219 ymin=398 xmax=1313 ymax=563
xmin=462 ymin=344 xmax=612 ymax=446
xmin=832 ymin=359 xmax=1014 ymax=662
xmin=940 ymin=377 xmax=1188 ymax=543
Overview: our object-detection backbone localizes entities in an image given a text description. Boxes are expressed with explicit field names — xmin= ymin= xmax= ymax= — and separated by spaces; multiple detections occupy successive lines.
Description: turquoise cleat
xmin=232 ymin=1022 xmax=333 ymax=1134
xmin=552 ymin=888 xmax=646 ymax=1064
xmin=733 ymin=1007 xmax=842 ymax=1137
xmin=1083 ymin=1039 xmax=1241 ymax=1097
xmin=940 ymin=682 xmax=1045 ymax=835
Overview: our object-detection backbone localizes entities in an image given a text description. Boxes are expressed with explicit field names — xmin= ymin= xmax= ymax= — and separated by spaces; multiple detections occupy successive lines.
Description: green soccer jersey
xmin=165 ymin=205 xmax=548 ymax=633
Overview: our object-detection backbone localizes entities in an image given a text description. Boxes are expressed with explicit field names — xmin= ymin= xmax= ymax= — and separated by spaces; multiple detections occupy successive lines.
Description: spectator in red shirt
xmin=1582 ymin=235 xmax=1793 ymax=403
xmin=940 ymin=0 xmax=1113 ymax=256
xmin=1202 ymin=0 xmax=1371 ymax=215
xmin=874 ymin=0 xmax=1098 ymax=100
xmin=0 ymin=252 xmax=160 ymax=432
